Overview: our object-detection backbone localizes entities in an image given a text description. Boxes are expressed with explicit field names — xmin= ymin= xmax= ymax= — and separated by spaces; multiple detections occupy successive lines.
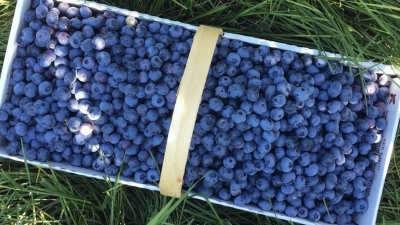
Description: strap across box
xmin=159 ymin=25 xmax=223 ymax=198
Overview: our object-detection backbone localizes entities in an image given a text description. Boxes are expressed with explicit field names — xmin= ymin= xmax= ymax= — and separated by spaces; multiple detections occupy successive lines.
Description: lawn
xmin=1 ymin=0 xmax=400 ymax=224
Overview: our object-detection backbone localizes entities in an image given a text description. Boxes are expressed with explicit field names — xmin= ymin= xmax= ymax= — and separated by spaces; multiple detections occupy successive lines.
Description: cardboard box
xmin=1 ymin=0 xmax=399 ymax=224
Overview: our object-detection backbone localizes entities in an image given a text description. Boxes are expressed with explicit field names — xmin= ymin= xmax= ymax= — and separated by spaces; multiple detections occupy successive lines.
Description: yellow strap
xmin=159 ymin=25 xmax=223 ymax=197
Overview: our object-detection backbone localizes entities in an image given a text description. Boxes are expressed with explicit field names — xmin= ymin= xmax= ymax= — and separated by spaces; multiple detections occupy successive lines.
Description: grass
xmin=0 ymin=0 xmax=14 ymax=69
xmin=1 ymin=0 xmax=400 ymax=224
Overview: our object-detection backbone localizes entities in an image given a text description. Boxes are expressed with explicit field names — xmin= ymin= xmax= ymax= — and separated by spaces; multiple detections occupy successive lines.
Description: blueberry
xmin=354 ymin=199 xmax=368 ymax=213
xmin=226 ymin=40 xmax=242 ymax=51
xmin=282 ymin=50 xmax=297 ymax=64
xmin=225 ymin=52 xmax=241 ymax=67
xmin=225 ymin=83 xmax=244 ymax=99
xmin=74 ymin=5 xmax=91 ymax=18
xmin=325 ymin=60 xmax=343 ymax=75
xmin=271 ymin=94 xmax=286 ymax=108
xmin=263 ymin=53 xmax=279 ymax=67
xmin=377 ymin=86 xmax=390 ymax=100
xmin=244 ymin=86 xmax=258 ymax=102
xmin=304 ymin=163 xmax=318 ymax=177
xmin=279 ymin=157 xmax=293 ymax=172
xmin=375 ymin=118 xmax=388 ymax=130
xmin=271 ymin=80 xmax=287 ymax=96
xmin=249 ymin=176 xmax=269 ymax=192
xmin=377 ymin=74 xmax=391 ymax=87
xmin=292 ymin=86 xmax=309 ymax=101
xmin=291 ymin=58 xmax=304 ymax=71
xmin=236 ymin=46 xmax=251 ymax=59
xmin=14 ymin=122 xmax=28 ymax=136
xmin=238 ymin=59 xmax=252 ymax=73
xmin=268 ymin=107 xmax=282 ymax=121
xmin=35 ymin=4 xmax=49 ymax=19
xmin=145 ymin=168 xmax=160 ymax=182
xmin=0 ymin=110 xmax=10 ymax=124
xmin=246 ymin=48 xmax=263 ymax=64
xmin=273 ymin=200 xmax=286 ymax=213
xmin=216 ymin=166 xmax=233 ymax=182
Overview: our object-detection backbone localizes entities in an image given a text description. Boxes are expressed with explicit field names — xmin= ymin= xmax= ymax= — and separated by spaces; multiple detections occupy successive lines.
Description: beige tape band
xmin=159 ymin=25 xmax=223 ymax=197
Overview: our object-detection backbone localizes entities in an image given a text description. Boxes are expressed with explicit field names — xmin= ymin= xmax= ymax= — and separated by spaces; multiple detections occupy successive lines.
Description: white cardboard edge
xmin=0 ymin=0 xmax=28 ymax=105
xmin=0 ymin=0 xmax=28 ymax=146
xmin=0 ymin=150 xmax=161 ymax=191
xmin=353 ymin=78 xmax=400 ymax=224
xmin=0 ymin=1 xmax=399 ymax=225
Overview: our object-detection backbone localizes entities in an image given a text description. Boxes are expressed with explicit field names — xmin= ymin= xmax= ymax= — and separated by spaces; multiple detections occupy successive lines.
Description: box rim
xmin=0 ymin=1 xmax=399 ymax=225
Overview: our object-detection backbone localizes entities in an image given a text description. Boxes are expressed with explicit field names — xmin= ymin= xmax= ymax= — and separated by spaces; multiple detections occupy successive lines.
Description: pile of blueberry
xmin=0 ymin=0 xmax=392 ymax=224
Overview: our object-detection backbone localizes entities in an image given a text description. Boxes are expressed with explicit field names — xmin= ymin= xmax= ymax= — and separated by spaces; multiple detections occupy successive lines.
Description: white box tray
xmin=1 ymin=1 xmax=399 ymax=224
